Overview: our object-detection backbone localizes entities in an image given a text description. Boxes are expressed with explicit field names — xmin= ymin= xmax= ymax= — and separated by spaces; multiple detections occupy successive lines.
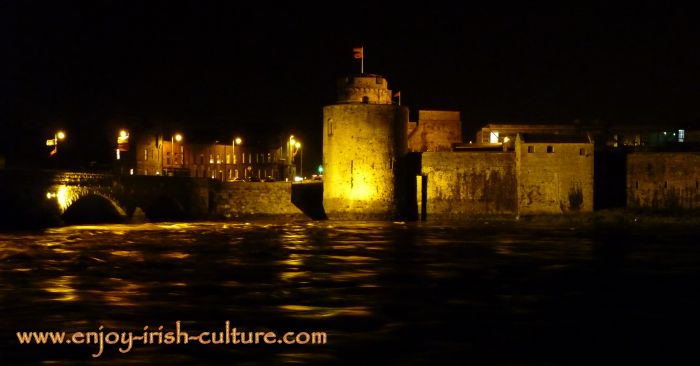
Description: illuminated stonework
xmin=323 ymin=75 xmax=408 ymax=219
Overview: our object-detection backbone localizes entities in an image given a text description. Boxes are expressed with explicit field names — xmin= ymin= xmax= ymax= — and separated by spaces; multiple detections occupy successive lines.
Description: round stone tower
xmin=323 ymin=74 xmax=408 ymax=219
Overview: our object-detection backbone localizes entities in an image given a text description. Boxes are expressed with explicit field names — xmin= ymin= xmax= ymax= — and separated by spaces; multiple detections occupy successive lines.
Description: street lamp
xmin=116 ymin=130 xmax=129 ymax=161
xmin=233 ymin=137 xmax=242 ymax=179
xmin=47 ymin=131 xmax=66 ymax=157
xmin=295 ymin=141 xmax=302 ymax=179
xmin=172 ymin=133 xmax=183 ymax=168
xmin=287 ymin=135 xmax=296 ymax=181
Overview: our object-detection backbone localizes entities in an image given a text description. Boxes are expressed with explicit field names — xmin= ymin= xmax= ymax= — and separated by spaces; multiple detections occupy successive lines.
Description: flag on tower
xmin=393 ymin=91 xmax=400 ymax=98
xmin=353 ymin=47 xmax=363 ymax=59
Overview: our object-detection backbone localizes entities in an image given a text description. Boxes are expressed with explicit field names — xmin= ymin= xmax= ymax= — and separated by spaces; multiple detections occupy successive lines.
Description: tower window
xmin=547 ymin=146 xmax=553 ymax=153
xmin=362 ymin=96 xmax=369 ymax=103
xmin=580 ymin=148 xmax=585 ymax=156
xmin=327 ymin=119 xmax=333 ymax=136
xmin=528 ymin=146 xmax=535 ymax=153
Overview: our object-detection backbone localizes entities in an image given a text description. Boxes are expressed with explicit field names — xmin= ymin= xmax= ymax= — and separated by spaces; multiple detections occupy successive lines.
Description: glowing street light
xmin=116 ymin=130 xmax=129 ymax=160
xmin=234 ymin=137 xmax=243 ymax=164
xmin=295 ymin=141 xmax=302 ymax=179
xmin=47 ymin=131 xmax=66 ymax=157
xmin=171 ymin=133 xmax=184 ymax=167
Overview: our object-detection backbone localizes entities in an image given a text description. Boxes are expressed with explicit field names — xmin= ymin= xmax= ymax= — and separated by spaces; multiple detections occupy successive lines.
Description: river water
xmin=1 ymin=219 xmax=698 ymax=365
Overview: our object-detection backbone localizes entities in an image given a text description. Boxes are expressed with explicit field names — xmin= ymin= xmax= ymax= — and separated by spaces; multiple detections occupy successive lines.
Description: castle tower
xmin=322 ymin=74 xmax=409 ymax=219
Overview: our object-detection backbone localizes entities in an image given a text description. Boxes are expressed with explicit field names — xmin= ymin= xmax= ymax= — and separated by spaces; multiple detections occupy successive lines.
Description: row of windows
xmin=191 ymin=166 xmax=278 ymax=180
xmin=143 ymin=149 xmax=275 ymax=164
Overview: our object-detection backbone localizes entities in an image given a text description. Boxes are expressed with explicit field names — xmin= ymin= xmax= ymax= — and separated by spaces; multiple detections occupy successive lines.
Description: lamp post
xmin=171 ymin=133 xmax=183 ymax=173
xmin=116 ymin=130 xmax=129 ymax=160
xmin=116 ymin=130 xmax=129 ymax=174
xmin=295 ymin=141 xmax=302 ymax=179
xmin=47 ymin=131 xmax=66 ymax=157
xmin=233 ymin=137 xmax=242 ymax=179
xmin=288 ymin=135 xmax=295 ymax=180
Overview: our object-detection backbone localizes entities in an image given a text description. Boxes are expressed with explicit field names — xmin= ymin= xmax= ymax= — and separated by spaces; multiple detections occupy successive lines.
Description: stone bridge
xmin=0 ymin=169 xmax=211 ymax=228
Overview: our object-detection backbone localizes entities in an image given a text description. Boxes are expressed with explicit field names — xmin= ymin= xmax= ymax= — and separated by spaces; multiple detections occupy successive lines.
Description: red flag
xmin=393 ymin=91 xmax=401 ymax=97
xmin=353 ymin=47 xmax=363 ymax=59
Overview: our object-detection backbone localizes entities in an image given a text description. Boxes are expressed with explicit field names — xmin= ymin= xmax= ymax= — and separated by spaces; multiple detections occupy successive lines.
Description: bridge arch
xmin=61 ymin=193 xmax=128 ymax=224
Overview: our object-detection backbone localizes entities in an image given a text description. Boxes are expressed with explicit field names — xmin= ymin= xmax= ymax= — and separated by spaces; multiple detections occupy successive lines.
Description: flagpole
xmin=361 ymin=48 xmax=364 ymax=74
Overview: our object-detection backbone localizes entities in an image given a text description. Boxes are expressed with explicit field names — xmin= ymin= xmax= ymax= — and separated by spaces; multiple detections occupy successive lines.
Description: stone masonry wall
xmin=421 ymin=152 xmax=517 ymax=217
xmin=627 ymin=152 xmax=700 ymax=211
xmin=516 ymin=142 xmax=594 ymax=215
xmin=213 ymin=181 xmax=304 ymax=218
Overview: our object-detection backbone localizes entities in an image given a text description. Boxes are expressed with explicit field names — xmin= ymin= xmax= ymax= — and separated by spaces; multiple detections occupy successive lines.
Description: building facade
xmin=408 ymin=110 xmax=462 ymax=152
xmin=134 ymin=134 xmax=290 ymax=181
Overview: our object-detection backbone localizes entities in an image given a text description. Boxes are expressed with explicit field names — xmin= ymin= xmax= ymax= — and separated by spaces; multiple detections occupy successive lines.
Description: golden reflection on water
xmin=162 ymin=252 xmax=190 ymax=260
xmin=101 ymin=279 xmax=144 ymax=307
xmin=43 ymin=275 xmax=79 ymax=302
xmin=278 ymin=304 xmax=372 ymax=318
xmin=326 ymin=255 xmax=377 ymax=263
xmin=279 ymin=254 xmax=304 ymax=267
xmin=111 ymin=250 xmax=144 ymax=261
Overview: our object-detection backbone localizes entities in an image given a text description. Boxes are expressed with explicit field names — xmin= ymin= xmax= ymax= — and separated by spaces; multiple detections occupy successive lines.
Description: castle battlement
xmin=335 ymin=74 xmax=393 ymax=104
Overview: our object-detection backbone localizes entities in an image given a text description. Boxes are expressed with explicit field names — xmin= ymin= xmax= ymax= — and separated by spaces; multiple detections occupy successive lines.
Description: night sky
xmin=2 ymin=1 xmax=698 ymax=170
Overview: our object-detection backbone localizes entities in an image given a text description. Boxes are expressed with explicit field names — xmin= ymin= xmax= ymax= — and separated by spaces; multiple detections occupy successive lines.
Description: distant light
xmin=503 ymin=136 xmax=510 ymax=144
xmin=318 ymin=165 xmax=323 ymax=173
xmin=295 ymin=142 xmax=301 ymax=148
xmin=119 ymin=130 xmax=128 ymax=138
xmin=235 ymin=137 xmax=242 ymax=145
xmin=46 ymin=192 xmax=53 ymax=199
xmin=664 ymin=131 xmax=667 ymax=135
xmin=294 ymin=176 xmax=303 ymax=182
xmin=129 ymin=169 xmax=134 ymax=175
xmin=175 ymin=134 xmax=183 ymax=142
xmin=57 ymin=131 xmax=66 ymax=140
xmin=116 ymin=149 xmax=121 ymax=160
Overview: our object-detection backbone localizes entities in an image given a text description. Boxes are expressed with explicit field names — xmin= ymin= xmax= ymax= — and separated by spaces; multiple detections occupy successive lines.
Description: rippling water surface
xmin=1 ymin=220 xmax=699 ymax=365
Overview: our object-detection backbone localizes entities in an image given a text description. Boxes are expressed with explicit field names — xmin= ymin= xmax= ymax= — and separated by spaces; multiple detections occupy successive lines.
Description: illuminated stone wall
xmin=421 ymin=152 xmax=517 ymax=217
xmin=323 ymin=104 xmax=409 ymax=219
xmin=627 ymin=152 xmax=700 ymax=211
xmin=515 ymin=137 xmax=594 ymax=214
xmin=336 ymin=75 xmax=393 ymax=104
xmin=213 ymin=181 xmax=304 ymax=218
xmin=408 ymin=110 xmax=462 ymax=152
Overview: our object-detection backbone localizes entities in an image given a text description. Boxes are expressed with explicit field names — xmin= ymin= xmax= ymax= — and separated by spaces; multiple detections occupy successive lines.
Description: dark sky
xmin=2 ymin=1 xmax=699 ymax=169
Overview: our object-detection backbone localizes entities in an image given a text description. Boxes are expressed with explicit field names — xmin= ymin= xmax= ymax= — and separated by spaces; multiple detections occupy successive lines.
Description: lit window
xmin=209 ymin=154 xmax=214 ymax=164
xmin=679 ymin=129 xmax=685 ymax=143
xmin=144 ymin=149 xmax=148 ymax=161
xmin=490 ymin=131 xmax=499 ymax=144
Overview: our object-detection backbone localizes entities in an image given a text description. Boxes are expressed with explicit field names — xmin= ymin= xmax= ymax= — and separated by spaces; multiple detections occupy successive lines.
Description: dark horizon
xmin=2 ymin=1 xmax=699 ymax=169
